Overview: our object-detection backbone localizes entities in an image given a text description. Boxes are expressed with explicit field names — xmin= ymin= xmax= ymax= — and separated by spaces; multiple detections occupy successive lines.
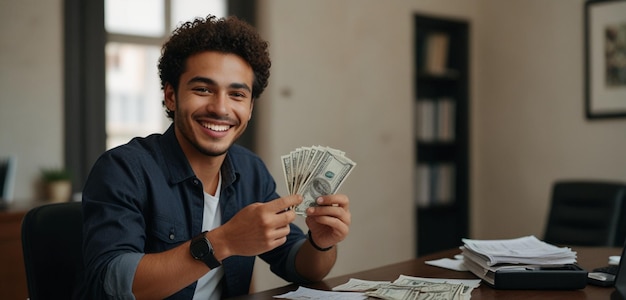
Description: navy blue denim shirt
xmin=75 ymin=125 xmax=308 ymax=299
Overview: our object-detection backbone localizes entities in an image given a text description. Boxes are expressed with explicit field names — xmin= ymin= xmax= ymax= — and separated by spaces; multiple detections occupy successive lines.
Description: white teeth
xmin=203 ymin=123 xmax=230 ymax=132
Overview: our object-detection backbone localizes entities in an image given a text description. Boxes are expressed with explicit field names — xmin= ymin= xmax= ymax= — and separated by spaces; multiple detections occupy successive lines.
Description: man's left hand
xmin=304 ymin=194 xmax=351 ymax=249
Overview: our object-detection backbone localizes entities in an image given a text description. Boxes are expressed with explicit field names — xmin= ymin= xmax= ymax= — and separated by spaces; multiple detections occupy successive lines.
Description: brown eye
xmin=193 ymin=87 xmax=212 ymax=94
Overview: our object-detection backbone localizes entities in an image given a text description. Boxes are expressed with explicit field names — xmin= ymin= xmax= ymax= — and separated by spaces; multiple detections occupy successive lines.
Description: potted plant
xmin=41 ymin=168 xmax=72 ymax=202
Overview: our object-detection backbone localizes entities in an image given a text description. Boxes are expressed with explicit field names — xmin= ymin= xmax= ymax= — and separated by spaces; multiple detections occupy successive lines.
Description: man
xmin=75 ymin=15 xmax=351 ymax=299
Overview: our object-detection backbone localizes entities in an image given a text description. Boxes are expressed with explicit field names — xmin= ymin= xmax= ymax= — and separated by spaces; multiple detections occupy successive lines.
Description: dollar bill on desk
xmin=281 ymin=146 xmax=356 ymax=216
xmin=334 ymin=275 xmax=479 ymax=300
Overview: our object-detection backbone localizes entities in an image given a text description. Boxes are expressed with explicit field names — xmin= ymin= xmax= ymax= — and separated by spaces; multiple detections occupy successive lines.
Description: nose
xmin=207 ymin=91 xmax=228 ymax=116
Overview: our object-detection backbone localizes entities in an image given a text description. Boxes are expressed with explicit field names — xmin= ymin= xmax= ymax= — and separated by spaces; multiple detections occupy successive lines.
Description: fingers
xmin=317 ymin=194 xmax=349 ymax=209
xmin=266 ymin=194 xmax=303 ymax=214
xmin=220 ymin=197 xmax=299 ymax=257
xmin=306 ymin=194 xmax=350 ymax=218
xmin=305 ymin=194 xmax=351 ymax=237
xmin=304 ymin=194 xmax=351 ymax=248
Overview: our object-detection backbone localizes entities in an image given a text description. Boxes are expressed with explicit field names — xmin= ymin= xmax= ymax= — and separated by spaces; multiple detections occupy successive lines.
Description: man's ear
xmin=164 ymin=83 xmax=176 ymax=112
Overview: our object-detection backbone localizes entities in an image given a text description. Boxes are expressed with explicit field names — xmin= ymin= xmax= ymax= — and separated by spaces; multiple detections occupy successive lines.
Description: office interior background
xmin=2 ymin=0 xmax=626 ymax=292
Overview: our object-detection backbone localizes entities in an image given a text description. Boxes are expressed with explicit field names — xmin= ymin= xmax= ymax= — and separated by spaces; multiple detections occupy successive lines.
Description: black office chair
xmin=544 ymin=180 xmax=626 ymax=247
xmin=21 ymin=202 xmax=83 ymax=300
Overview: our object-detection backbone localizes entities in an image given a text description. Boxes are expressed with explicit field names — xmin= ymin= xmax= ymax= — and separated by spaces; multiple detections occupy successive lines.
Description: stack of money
xmin=281 ymin=146 xmax=356 ymax=216
xmin=333 ymin=275 xmax=477 ymax=300
xmin=364 ymin=282 xmax=465 ymax=300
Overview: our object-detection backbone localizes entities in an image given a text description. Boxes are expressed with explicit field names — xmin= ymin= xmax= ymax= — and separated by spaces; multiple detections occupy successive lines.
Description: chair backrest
xmin=544 ymin=180 xmax=626 ymax=247
xmin=21 ymin=202 xmax=83 ymax=300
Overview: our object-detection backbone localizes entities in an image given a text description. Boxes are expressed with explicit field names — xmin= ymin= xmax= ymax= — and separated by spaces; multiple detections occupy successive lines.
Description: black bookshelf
xmin=414 ymin=14 xmax=470 ymax=256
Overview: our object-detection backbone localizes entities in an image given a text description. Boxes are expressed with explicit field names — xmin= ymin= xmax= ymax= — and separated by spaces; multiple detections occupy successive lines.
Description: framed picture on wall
xmin=585 ymin=0 xmax=626 ymax=119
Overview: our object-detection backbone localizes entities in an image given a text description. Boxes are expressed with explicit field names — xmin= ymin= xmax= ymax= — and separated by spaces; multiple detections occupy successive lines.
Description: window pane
xmin=105 ymin=0 xmax=165 ymax=37
xmin=105 ymin=43 xmax=168 ymax=149
xmin=171 ymin=0 xmax=227 ymax=31
xmin=104 ymin=0 xmax=227 ymax=150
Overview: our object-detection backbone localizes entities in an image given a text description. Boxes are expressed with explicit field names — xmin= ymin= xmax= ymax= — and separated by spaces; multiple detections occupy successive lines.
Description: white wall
xmin=251 ymin=0 xmax=479 ymax=292
xmin=472 ymin=0 xmax=626 ymax=240
xmin=0 ymin=0 xmax=64 ymax=201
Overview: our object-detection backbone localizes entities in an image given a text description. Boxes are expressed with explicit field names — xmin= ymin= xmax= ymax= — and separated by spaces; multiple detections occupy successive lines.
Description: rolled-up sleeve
xmin=103 ymin=253 xmax=143 ymax=299
xmin=285 ymin=237 xmax=310 ymax=283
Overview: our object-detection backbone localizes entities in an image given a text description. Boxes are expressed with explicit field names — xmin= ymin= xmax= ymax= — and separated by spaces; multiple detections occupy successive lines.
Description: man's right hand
xmin=207 ymin=194 xmax=303 ymax=261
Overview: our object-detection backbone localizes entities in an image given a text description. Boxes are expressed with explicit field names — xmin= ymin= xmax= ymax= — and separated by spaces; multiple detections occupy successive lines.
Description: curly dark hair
xmin=158 ymin=15 xmax=271 ymax=120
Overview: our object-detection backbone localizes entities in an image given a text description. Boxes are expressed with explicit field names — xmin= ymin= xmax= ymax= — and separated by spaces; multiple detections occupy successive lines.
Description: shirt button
xmin=193 ymin=179 xmax=199 ymax=185
xmin=169 ymin=234 xmax=175 ymax=240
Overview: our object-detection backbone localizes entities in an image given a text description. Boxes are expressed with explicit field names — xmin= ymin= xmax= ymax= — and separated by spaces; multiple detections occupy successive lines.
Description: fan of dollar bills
xmin=281 ymin=145 xmax=356 ymax=216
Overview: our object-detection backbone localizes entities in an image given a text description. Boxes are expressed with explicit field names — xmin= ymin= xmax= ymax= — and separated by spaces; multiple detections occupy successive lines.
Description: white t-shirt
xmin=193 ymin=173 xmax=224 ymax=300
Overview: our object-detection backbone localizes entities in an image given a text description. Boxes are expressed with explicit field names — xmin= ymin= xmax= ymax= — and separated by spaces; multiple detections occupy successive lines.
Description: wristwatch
xmin=190 ymin=231 xmax=221 ymax=269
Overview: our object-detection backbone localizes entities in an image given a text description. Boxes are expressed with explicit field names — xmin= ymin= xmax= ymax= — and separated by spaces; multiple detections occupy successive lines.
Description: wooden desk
xmin=0 ymin=199 xmax=46 ymax=300
xmin=231 ymin=246 xmax=621 ymax=300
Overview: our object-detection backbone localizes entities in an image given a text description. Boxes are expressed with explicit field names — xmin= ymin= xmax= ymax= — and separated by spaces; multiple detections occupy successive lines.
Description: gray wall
xmin=2 ymin=0 xmax=626 ymax=293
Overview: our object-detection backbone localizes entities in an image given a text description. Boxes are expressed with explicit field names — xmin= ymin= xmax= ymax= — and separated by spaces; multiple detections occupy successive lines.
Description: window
xmin=65 ymin=0 xmax=254 ymax=191
xmin=104 ymin=0 xmax=227 ymax=149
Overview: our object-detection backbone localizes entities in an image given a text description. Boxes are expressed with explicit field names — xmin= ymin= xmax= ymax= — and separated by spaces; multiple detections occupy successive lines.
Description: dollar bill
xmin=280 ymin=146 xmax=356 ymax=216
xmin=281 ymin=154 xmax=294 ymax=194
xmin=334 ymin=275 xmax=476 ymax=300
xmin=365 ymin=284 xmax=463 ymax=300
xmin=365 ymin=286 xmax=419 ymax=300
xmin=393 ymin=275 xmax=476 ymax=296
xmin=331 ymin=278 xmax=392 ymax=292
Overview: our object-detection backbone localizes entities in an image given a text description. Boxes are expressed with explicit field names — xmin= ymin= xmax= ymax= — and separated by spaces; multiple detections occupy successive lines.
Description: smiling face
xmin=164 ymin=51 xmax=254 ymax=159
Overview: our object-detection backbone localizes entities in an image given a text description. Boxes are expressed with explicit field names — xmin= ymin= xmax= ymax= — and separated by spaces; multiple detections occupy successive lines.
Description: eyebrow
xmin=187 ymin=76 xmax=252 ymax=93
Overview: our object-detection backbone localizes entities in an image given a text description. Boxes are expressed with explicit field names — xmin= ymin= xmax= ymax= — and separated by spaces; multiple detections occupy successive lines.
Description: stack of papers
xmin=461 ymin=235 xmax=578 ymax=286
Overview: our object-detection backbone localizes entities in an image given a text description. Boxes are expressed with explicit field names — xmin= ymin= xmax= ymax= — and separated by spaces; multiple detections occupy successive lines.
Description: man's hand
xmin=209 ymin=194 xmax=303 ymax=260
xmin=304 ymin=194 xmax=351 ymax=249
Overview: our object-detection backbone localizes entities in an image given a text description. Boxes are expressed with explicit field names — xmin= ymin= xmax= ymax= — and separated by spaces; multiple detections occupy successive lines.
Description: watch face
xmin=191 ymin=238 xmax=209 ymax=259
xmin=191 ymin=233 xmax=221 ymax=268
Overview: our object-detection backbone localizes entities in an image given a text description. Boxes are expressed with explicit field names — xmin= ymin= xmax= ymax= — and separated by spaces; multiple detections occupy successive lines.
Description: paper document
xmin=461 ymin=235 xmax=577 ymax=266
xmin=460 ymin=235 xmax=579 ymax=287
xmin=273 ymin=286 xmax=366 ymax=300
xmin=426 ymin=258 xmax=469 ymax=271
xmin=610 ymin=255 xmax=621 ymax=265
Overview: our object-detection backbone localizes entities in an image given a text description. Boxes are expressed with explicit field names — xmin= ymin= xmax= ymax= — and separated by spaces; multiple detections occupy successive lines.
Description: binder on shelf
xmin=414 ymin=163 xmax=455 ymax=207
xmin=415 ymin=98 xmax=456 ymax=142
xmin=415 ymin=99 xmax=435 ymax=141
xmin=437 ymin=164 xmax=455 ymax=205
xmin=437 ymin=98 xmax=455 ymax=142
xmin=424 ymin=32 xmax=450 ymax=75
